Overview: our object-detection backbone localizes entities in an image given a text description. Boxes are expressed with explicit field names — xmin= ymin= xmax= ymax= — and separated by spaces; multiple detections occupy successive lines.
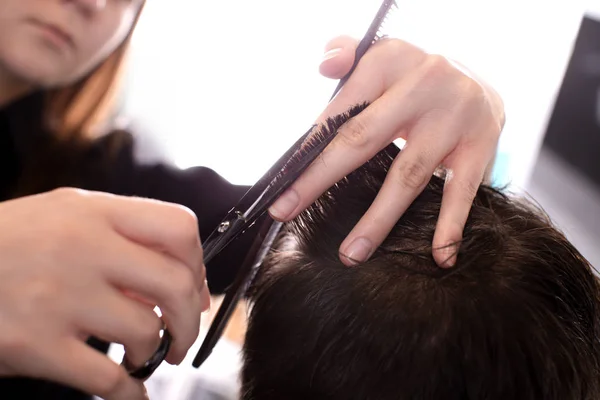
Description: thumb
xmin=319 ymin=35 xmax=359 ymax=79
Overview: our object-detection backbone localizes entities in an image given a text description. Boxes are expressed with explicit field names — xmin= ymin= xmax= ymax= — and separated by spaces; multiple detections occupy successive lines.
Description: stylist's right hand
xmin=0 ymin=188 xmax=209 ymax=400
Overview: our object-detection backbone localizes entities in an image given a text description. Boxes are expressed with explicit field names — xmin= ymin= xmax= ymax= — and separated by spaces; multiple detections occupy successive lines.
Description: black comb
xmin=126 ymin=0 xmax=401 ymax=379
xmin=191 ymin=0 xmax=400 ymax=370
xmin=330 ymin=0 xmax=398 ymax=101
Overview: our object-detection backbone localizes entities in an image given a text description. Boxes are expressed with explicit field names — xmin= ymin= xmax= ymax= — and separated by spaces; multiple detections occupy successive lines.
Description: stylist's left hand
xmin=269 ymin=36 xmax=505 ymax=268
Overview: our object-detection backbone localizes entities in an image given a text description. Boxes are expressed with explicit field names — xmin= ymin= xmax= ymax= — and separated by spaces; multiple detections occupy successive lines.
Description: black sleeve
xmin=105 ymin=133 xmax=254 ymax=294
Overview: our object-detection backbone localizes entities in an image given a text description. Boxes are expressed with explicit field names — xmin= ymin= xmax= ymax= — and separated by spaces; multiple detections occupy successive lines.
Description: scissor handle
xmin=129 ymin=0 xmax=396 ymax=379
xmin=122 ymin=325 xmax=172 ymax=380
xmin=192 ymin=217 xmax=283 ymax=368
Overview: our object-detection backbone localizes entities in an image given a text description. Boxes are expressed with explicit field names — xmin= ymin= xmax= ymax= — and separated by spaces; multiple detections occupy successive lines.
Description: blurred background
xmin=106 ymin=1 xmax=600 ymax=398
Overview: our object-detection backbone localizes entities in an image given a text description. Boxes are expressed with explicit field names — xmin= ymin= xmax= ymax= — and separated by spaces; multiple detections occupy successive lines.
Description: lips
xmin=28 ymin=18 xmax=75 ymax=50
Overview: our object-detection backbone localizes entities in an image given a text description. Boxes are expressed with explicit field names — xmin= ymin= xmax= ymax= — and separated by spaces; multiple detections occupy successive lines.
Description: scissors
xmin=123 ymin=0 xmax=398 ymax=380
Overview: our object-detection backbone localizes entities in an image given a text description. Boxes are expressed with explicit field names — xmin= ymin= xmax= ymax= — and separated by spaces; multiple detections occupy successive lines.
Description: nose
xmin=69 ymin=0 xmax=106 ymax=13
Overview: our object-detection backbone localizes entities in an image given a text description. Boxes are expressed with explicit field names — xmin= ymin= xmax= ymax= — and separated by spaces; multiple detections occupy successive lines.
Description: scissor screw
xmin=218 ymin=221 xmax=230 ymax=233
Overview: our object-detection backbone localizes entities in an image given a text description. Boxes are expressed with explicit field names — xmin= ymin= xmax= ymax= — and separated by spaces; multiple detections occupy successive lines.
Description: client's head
xmin=241 ymin=106 xmax=600 ymax=400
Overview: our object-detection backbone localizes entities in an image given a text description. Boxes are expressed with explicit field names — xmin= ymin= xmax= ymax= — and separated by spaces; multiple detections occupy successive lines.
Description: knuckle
xmin=459 ymin=79 xmax=486 ymax=111
xmin=171 ymin=267 xmax=197 ymax=301
xmin=339 ymin=116 xmax=371 ymax=149
xmin=172 ymin=206 xmax=200 ymax=243
xmin=424 ymin=54 xmax=453 ymax=75
xmin=372 ymin=38 xmax=423 ymax=61
xmin=50 ymin=187 xmax=87 ymax=202
xmin=372 ymin=37 xmax=402 ymax=55
xmin=384 ymin=39 xmax=413 ymax=58
xmin=423 ymin=54 xmax=483 ymax=96
xmin=386 ymin=38 xmax=408 ymax=52
xmin=421 ymin=54 xmax=463 ymax=88
xmin=45 ymin=189 xmax=94 ymax=249
xmin=396 ymin=156 xmax=431 ymax=190
xmin=462 ymin=75 xmax=483 ymax=97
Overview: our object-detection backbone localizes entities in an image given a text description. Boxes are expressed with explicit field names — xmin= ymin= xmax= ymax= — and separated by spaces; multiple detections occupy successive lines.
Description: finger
xmin=317 ymin=39 xmax=427 ymax=119
xmin=432 ymin=145 xmax=491 ymax=268
xmin=338 ymin=118 xmax=457 ymax=266
xmin=269 ymin=45 xmax=433 ymax=222
xmin=105 ymin=194 xmax=206 ymax=296
xmin=200 ymin=279 xmax=211 ymax=312
xmin=92 ymin=191 xmax=204 ymax=271
xmin=324 ymin=35 xmax=359 ymax=53
xmin=73 ymin=286 xmax=164 ymax=369
xmin=102 ymin=237 xmax=203 ymax=364
xmin=37 ymin=339 xmax=146 ymax=400
xmin=269 ymin=78 xmax=418 ymax=222
xmin=319 ymin=35 xmax=358 ymax=79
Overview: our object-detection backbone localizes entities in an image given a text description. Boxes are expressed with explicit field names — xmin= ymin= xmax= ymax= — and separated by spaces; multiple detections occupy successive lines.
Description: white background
xmin=122 ymin=0 xmax=597 ymax=189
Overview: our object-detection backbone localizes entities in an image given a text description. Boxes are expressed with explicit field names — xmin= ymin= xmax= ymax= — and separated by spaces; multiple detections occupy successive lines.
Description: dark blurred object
xmin=544 ymin=15 xmax=600 ymax=190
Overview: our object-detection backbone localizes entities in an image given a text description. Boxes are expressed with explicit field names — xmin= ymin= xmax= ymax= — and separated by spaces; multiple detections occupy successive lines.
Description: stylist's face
xmin=0 ymin=0 xmax=142 ymax=87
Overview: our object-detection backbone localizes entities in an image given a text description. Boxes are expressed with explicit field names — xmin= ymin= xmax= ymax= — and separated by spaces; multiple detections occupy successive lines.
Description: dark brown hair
xmin=241 ymin=105 xmax=600 ymax=400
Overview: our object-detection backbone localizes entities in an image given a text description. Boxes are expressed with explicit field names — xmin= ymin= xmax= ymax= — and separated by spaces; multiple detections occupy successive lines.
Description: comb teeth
xmin=373 ymin=1 xmax=399 ymax=42
xmin=329 ymin=0 xmax=399 ymax=101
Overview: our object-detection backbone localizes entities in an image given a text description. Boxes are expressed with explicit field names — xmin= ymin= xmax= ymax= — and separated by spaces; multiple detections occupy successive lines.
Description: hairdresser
xmin=0 ymin=1 xmax=504 ymax=400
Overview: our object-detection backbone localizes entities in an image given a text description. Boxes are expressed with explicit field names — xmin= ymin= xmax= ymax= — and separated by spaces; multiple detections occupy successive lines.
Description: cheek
xmin=71 ymin=14 xmax=135 ymax=80
xmin=0 ymin=19 xmax=75 ymax=86
xmin=0 ymin=9 xmax=136 ymax=88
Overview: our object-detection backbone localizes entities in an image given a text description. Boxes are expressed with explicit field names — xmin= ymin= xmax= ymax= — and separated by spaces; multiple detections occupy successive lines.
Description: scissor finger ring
xmin=121 ymin=325 xmax=172 ymax=380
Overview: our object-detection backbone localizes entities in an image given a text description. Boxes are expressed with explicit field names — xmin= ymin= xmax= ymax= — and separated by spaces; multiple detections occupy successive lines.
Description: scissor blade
xmin=201 ymin=125 xmax=317 ymax=264
xmin=193 ymin=217 xmax=282 ymax=368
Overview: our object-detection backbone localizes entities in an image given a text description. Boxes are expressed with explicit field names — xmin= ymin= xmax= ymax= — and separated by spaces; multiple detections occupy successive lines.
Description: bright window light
xmin=122 ymin=0 xmax=590 ymax=190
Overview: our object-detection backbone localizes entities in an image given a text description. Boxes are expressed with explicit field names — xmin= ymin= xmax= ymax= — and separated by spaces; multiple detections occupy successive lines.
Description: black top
xmin=0 ymin=94 xmax=253 ymax=399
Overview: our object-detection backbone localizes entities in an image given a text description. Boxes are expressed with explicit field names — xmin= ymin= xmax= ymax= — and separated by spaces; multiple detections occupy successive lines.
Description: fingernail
xmin=269 ymin=189 xmax=300 ymax=220
xmin=436 ymin=242 xmax=457 ymax=268
xmin=341 ymin=237 xmax=373 ymax=265
xmin=323 ymin=48 xmax=342 ymax=62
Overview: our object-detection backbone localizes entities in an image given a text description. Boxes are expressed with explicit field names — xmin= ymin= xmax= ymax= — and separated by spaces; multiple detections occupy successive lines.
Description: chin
xmin=0 ymin=39 xmax=77 ymax=88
